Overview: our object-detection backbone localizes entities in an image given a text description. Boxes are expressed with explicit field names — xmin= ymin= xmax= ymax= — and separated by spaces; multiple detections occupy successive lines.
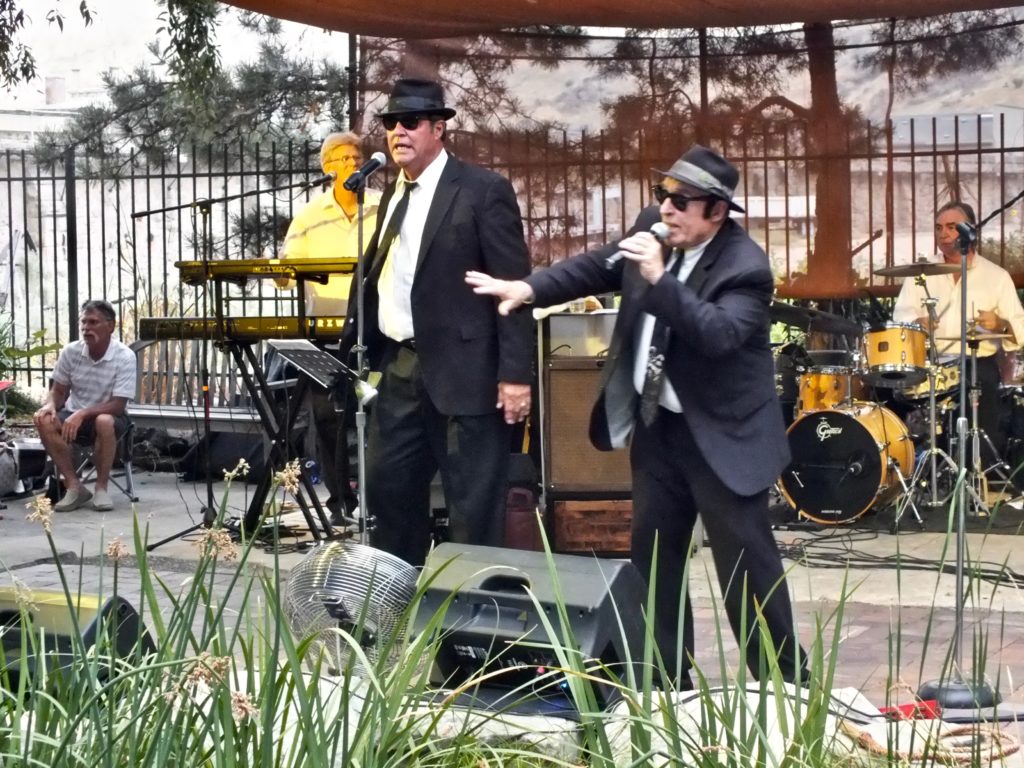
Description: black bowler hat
xmin=654 ymin=144 xmax=744 ymax=212
xmin=378 ymin=78 xmax=457 ymax=120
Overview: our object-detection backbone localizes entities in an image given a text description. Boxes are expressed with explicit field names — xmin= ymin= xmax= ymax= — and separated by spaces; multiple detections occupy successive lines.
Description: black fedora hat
xmin=654 ymin=144 xmax=744 ymax=212
xmin=378 ymin=78 xmax=457 ymax=120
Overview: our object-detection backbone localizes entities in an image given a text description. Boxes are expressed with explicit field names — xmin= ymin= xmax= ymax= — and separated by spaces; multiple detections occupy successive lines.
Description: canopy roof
xmin=222 ymin=0 xmax=1014 ymax=39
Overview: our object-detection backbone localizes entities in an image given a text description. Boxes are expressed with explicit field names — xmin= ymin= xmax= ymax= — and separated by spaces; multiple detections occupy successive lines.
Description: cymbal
xmin=768 ymin=301 xmax=862 ymax=337
xmin=874 ymin=260 xmax=960 ymax=278
xmin=935 ymin=332 xmax=1013 ymax=341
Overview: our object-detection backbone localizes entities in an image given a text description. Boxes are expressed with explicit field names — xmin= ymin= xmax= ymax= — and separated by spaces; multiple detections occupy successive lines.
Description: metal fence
xmin=2 ymin=114 xmax=1024 ymax=396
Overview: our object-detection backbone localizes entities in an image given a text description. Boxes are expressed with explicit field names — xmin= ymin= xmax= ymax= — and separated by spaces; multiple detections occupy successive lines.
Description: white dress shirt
xmin=377 ymin=150 xmax=449 ymax=342
xmin=892 ymin=254 xmax=1024 ymax=360
xmin=633 ymin=236 xmax=712 ymax=412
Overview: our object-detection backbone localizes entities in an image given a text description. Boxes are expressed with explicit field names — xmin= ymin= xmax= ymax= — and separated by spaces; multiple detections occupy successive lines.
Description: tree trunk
xmin=803 ymin=22 xmax=853 ymax=298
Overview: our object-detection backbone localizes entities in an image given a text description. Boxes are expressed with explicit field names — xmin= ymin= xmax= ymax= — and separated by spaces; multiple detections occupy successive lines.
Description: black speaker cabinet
xmin=413 ymin=543 xmax=647 ymax=715
xmin=0 ymin=590 xmax=156 ymax=692
xmin=544 ymin=357 xmax=631 ymax=494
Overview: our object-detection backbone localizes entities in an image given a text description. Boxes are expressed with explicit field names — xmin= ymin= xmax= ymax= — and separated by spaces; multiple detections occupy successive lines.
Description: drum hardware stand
xmin=959 ymin=338 xmax=996 ymax=515
xmin=889 ymin=453 xmax=923 ymax=529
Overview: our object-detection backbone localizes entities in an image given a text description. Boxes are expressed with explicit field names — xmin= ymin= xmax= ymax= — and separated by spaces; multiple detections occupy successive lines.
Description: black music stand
xmin=240 ymin=340 xmax=373 ymax=537
xmin=268 ymin=340 xmax=352 ymax=390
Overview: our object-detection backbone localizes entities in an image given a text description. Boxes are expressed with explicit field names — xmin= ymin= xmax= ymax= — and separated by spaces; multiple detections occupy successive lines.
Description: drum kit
xmin=773 ymin=260 xmax=1015 ymax=528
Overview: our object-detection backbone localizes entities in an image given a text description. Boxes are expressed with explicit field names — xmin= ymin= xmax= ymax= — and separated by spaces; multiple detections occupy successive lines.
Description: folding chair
xmin=71 ymin=419 xmax=139 ymax=503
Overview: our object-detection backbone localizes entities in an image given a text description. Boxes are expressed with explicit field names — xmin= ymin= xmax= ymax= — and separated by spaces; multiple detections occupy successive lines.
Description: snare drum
xmin=862 ymin=322 xmax=928 ymax=387
xmin=898 ymin=361 xmax=961 ymax=401
xmin=795 ymin=366 xmax=865 ymax=416
xmin=779 ymin=402 xmax=914 ymax=525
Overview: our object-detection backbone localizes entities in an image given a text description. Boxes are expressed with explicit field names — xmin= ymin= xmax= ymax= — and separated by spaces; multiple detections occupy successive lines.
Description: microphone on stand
xmin=605 ymin=222 xmax=671 ymax=269
xmin=343 ymin=151 xmax=388 ymax=191
xmin=956 ymin=221 xmax=976 ymax=249
xmin=304 ymin=171 xmax=337 ymax=188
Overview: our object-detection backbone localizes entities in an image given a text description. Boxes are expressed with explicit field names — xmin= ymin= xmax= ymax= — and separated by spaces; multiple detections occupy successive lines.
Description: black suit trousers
xmin=630 ymin=408 xmax=806 ymax=686
xmin=366 ymin=343 xmax=512 ymax=566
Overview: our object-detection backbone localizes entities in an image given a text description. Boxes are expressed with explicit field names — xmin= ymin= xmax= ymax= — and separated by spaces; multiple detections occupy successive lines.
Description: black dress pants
xmin=366 ymin=343 xmax=512 ymax=566
xmin=308 ymin=384 xmax=358 ymax=519
xmin=629 ymin=408 xmax=806 ymax=687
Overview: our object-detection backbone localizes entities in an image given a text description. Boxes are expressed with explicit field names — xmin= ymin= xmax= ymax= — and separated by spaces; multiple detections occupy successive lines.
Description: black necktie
xmin=376 ymin=181 xmax=417 ymax=263
xmin=639 ymin=250 xmax=685 ymax=427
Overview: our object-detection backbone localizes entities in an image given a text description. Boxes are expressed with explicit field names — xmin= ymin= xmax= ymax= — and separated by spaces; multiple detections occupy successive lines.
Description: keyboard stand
xmin=226 ymin=340 xmax=335 ymax=540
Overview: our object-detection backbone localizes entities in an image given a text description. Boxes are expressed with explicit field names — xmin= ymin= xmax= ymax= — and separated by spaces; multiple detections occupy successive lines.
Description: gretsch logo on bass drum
xmin=815 ymin=418 xmax=843 ymax=441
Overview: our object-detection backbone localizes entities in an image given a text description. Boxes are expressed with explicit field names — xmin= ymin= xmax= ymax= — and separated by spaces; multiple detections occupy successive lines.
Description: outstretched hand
xmin=465 ymin=271 xmax=534 ymax=316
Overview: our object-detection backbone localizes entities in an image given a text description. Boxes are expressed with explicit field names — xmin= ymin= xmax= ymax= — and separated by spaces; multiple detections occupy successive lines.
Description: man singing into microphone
xmin=467 ymin=144 xmax=806 ymax=689
xmin=275 ymin=131 xmax=381 ymax=525
xmin=340 ymin=78 xmax=532 ymax=566
xmin=893 ymin=201 xmax=1024 ymax=466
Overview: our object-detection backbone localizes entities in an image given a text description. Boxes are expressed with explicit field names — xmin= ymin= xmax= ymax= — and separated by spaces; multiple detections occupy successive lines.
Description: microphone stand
xmin=918 ymin=228 xmax=998 ymax=710
xmin=350 ymin=174 xmax=372 ymax=545
xmin=133 ymin=174 xmax=334 ymax=551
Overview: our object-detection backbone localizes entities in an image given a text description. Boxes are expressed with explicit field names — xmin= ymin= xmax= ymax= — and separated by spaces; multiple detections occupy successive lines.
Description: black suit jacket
xmin=342 ymin=153 xmax=533 ymax=416
xmin=525 ymin=206 xmax=790 ymax=496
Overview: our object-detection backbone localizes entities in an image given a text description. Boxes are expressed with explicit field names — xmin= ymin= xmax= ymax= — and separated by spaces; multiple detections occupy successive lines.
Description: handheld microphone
xmin=343 ymin=151 xmax=388 ymax=191
xmin=956 ymin=221 xmax=976 ymax=246
xmin=605 ymin=222 xmax=671 ymax=269
xmin=304 ymin=171 xmax=336 ymax=187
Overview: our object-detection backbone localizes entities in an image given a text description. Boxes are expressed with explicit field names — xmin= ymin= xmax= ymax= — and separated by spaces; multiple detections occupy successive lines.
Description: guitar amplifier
xmin=543 ymin=356 xmax=631 ymax=494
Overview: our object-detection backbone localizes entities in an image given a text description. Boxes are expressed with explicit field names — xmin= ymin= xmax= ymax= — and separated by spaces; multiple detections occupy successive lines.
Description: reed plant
xmin=0 ymin=466 xmax=1015 ymax=767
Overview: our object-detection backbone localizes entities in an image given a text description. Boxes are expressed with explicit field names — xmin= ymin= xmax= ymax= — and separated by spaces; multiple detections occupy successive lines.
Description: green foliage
xmin=159 ymin=0 xmax=222 ymax=99
xmin=360 ymin=28 xmax=588 ymax=135
xmin=34 ymin=35 xmax=348 ymax=175
xmin=0 ymin=1 xmax=93 ymax=89
xmin=4 ymin=472 xmax=1009 ymax=767
xmin=860 ymin=10 xmax=1024 ymax=94
xmin=0 ymin=0 xmax=36 ymax=88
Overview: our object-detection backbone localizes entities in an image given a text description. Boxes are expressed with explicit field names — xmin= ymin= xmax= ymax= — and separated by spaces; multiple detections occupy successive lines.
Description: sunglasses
xmin=382 ymin=114 xmax=430 ymax=131
xmin=652 ymin=184 xmax=713 ymax=211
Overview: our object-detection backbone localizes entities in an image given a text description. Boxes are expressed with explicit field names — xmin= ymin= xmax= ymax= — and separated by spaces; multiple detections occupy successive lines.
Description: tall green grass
xmin=0 ymin=473 xmax=1014 ymax=766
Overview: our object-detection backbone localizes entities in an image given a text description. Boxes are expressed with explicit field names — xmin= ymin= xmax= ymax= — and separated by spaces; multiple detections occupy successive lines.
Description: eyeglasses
xmin=382 ymin=114 xmax=429 ymax=131
xmin=652 ymin=185 xmax=713 ymax=211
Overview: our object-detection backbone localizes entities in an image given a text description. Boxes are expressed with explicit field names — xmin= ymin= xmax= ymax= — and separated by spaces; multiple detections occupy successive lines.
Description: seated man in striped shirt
xmin=33 ymin=299 xmax=136 ymax=512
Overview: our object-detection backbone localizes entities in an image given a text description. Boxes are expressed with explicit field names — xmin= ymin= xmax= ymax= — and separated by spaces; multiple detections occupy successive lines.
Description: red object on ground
xmin=879 ymin=699 xmax=941 ymax=720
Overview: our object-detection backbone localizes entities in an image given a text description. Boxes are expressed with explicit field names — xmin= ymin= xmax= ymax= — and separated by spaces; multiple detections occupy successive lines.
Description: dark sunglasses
xmin=382 ymin=114 xmax=430 ymax=131
xmin=652 ymin=184 xmax=713 ymax=211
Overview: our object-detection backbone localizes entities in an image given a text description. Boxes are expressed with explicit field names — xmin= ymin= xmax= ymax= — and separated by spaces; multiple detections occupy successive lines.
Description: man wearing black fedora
xmin=342 ymin=78 xmax=532 ymax=566
xmin=467 ymin=144 xmax=806 ymax=688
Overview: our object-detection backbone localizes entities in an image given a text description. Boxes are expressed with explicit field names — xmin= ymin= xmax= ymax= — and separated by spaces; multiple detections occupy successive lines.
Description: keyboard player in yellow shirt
xmin=275 ymin=131 xmax=381 ymax=524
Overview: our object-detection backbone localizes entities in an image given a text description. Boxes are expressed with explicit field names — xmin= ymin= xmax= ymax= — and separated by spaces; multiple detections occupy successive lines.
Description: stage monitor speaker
xmin=544 ymin=357 xmax=631 ymax=494
xmin=0 ymin=589 xmax=156 ymax=692
xmin=413 ymin=543 xmax=647 ymax=717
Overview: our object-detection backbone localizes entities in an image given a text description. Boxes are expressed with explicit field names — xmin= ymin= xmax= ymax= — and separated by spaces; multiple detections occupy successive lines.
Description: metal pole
xmin=64 ymin=147 xmax=79 ymax=339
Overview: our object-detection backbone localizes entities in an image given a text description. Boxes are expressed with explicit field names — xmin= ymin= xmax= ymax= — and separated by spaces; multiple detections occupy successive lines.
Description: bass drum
xmin=779 ymin=402 xmax=914 ymax=525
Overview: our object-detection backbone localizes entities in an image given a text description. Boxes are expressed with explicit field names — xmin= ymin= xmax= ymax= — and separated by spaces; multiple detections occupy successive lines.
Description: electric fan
xmin=282 ymin=541 xmax=418 ymax=675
